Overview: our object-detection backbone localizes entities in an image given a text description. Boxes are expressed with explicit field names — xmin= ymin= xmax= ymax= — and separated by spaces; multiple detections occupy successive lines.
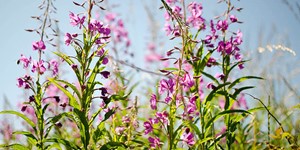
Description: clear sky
xmin=0 ymin=0 xmax=299 ymax=111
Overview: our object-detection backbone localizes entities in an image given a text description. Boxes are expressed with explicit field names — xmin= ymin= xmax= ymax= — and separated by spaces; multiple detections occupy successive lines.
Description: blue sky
xmin=0 ymin=0 xmax=299 ymax=110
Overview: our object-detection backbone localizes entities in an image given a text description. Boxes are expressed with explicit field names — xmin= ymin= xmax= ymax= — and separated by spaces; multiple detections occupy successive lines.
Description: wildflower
xmin=122 ymin=115 xmax=131 ymax=124
xmin=150 ymin=94 xmax=157 ymax=110
xmin=71 ymin=64 xmax=78 ymax=70
xmin=148 ymin=136 xmax=161 ymax=148
xmin=100 ymin=71 xmax=110 ymax=79
xmin=230 ymin=15 xmax=238 ymax=23
xmin=102 ymin=57 xmax=109 ymax=65
xmin=32 ymin=40 xmax=46 ymax=51
xmin=69 ymin=12 xmax=85 ymax=29
xmin=182 ymin=128 xmax=195 ymax=146
xmin=18 ymin=54 xmax=31 ymax=68
xmin=64 ymin=33 xmax=77 ymax=46
xmin=187 ymin=2 xmax=205 ymax=29
xmin=164 ymin=23 xmax=173 ymax=36
xmin=115 ymin=126 xmax=125 ymax=135
xmin=172 ymin=5 xmax=182 ymax=17
xmin=32 ymin=60 xmax=46 ymax=75
xmin=206 ymin=82 xmax=216 ymax=90
xmin=29 ymin=95 xmax=35 ymax=102
xmin=216 ymin=20 xmax=228 ymax=32
xmin=206 ymin=57 xmax=216 ymax=67
xmin=21 ymin=105 xmax=27 ymax=112
xmin=17 ymin=78 xmax=25 ymax=88
xmin=180 ymin=73 xmax=195 ymax=89
xmin=159 ymin=78 xmax=175 ymax=95
xmin=156 ymin=111 xmax=169 ymax=124
xmin=49 ymin=59 xmax=59 ymax=76
xmin=144 ymin=120 xmax=154 ymax=134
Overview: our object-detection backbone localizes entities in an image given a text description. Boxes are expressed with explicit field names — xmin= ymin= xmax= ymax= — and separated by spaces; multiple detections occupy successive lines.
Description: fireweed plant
xmin=0 ymin=0 xmax=298 ymax=150
xmin=142 ymin=0 xmax=264 ymax=149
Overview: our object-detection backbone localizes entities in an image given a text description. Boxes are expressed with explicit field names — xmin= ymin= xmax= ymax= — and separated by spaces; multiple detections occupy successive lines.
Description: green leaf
xmin=228 ymin=76 xmax=263 ymax=89
xmin=51 ymin=79 xmax=82 ymax=100
xmin=0 ymin=111 xmax=36 ymax=132
xmin=0 ymin=144 xmax=29 ymax=150
xmin=100 ymin=142 xmax=127 ymax=150
xmin=231 ymin=86 xmax=254 ymax=99
xmin=48 ymin=78 xmax=80 ymax=110
xmin=206 ymin=109 xmax=250 ymax=129
xmin=199 ymin=50 xmax=214 ymax=71
xmin=227 ymin=60 xmax=248 ymax=76
xmin=53 ymin=51 xmax=81 ymax=81
xmin=46 ymin=138 xmax=81 ymax=149
xmin=205 ymin=82 xmax=230 ymax=104
xmin=201 ymin=71 xmax=219 ymax=85
xmin=13 ymin=131 xmax=37 ymax=141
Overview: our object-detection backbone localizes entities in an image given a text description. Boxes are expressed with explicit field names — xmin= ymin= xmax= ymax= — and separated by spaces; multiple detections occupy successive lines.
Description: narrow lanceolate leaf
xmin=201 ymin=71 xmax=220 ymax=85
xmin=228 ymin=76 xmax=263 ymax=89
xmin=100 ymin=142 xmax=127 ymax=150
xmin=199 ymin=50 xmax=214 ymax=72
xmin=0 ymin=144 xmax=29 ymax=150
xmin=51 ymin=79 xmax=82 ymax=100
xmin=205 ymin=82 xmax=230 ymax=104
xmin=0 ymin=111 xmax=36 ymax=132
xmin=205 ymin=109 xmax=250 ymax=129
xmin=46 ymin=138 xmax=81 ymax=149
xmin=48 ymin=78 xmax=80 ymax=110
xmin=53 ymin=51 xmax=81 ymax=81
xmin=231 ymin=86 xmax=254 ymax=99
xmin=13 ymin=131 xmax=37 ymax=141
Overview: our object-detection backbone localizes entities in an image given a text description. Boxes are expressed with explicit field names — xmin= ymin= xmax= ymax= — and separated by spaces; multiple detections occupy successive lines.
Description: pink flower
xmin=182 ymin=128 xmax=195 ymax=146
xmin=49 ymin=59 xmax=59 ymax=76
xmin=148 ymin=136 xmax=161 ymax=148
xmin=64 ymin=33 xmax=77 ymax=46
xmin=156 ymin=111 xmax=169 ymax=124
xmin=69 ymin=12 xmax=85 ymax=29
xmin=32 ymin=60 xmax=46 ymax=75
xmin=159 ymin=78 xmax=175 ymax=95
xmin=18 ymin=54 xmax=31 ymax=68
xmin=32 ymin=40 xmax=46 ymax=51
xmin=180 ymin=73 xmax=195 ymax=89
xmin=144 ymin=118 xmax=156 ymax=134
xmin=230 ymin=15 xmax=238 ymax=23
xmin=164 ymin=23 xmax=173 ymax=36
xmin=150 ymin=94 xmax=157 ymax=110
xmin=216 ymin=20 xmax=228 ymax=32
xmin=115 ymin=126 xmax=125 ymax=135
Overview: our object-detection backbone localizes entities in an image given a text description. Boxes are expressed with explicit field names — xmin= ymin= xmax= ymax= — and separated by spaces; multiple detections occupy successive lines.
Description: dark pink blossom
xmin=230 ymin=15 xmax=238 ymax=23
xmin=32 ymin=40 xmax=46 ymax=51
xmin=159 ymin=78 xmax=175 ymax=95
xmin=144 ymin=118 xmax=155 ymax=134
xmin=216 ymin=20 xmax=228 ymax=32
xmin=156 ymin=111 xmax=169 ymax=124
xmin=187 ymin=2 xmax=205 ymax=29
xmin=180 ymin=73 xmax=195 ymax=89
xmin=64 ymin=33 xmax=77 ymax=46
xmin=100 ymin=71 xmax=110 ymax=79
xmin=18 ymin=54 xmax=31 ymax=68
xmin=182 ymin=128 xmax=195 ymax=146
xmin=69 ymin=12 xmax=85 ymax=29
xmin=148 ymin=136 xmax=161 ymax=148
xmin=206 ymin=57 xmax=217 ymax=67
xmin=206 ymin=82 xmax=216 ymax=90
xmin=32 ymin=60 xmax=46 ymax=75
xmin=49 ymin=59 xmax=59 ymax=76
xmin=150 ymin=94 xmax=157 ymax=110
